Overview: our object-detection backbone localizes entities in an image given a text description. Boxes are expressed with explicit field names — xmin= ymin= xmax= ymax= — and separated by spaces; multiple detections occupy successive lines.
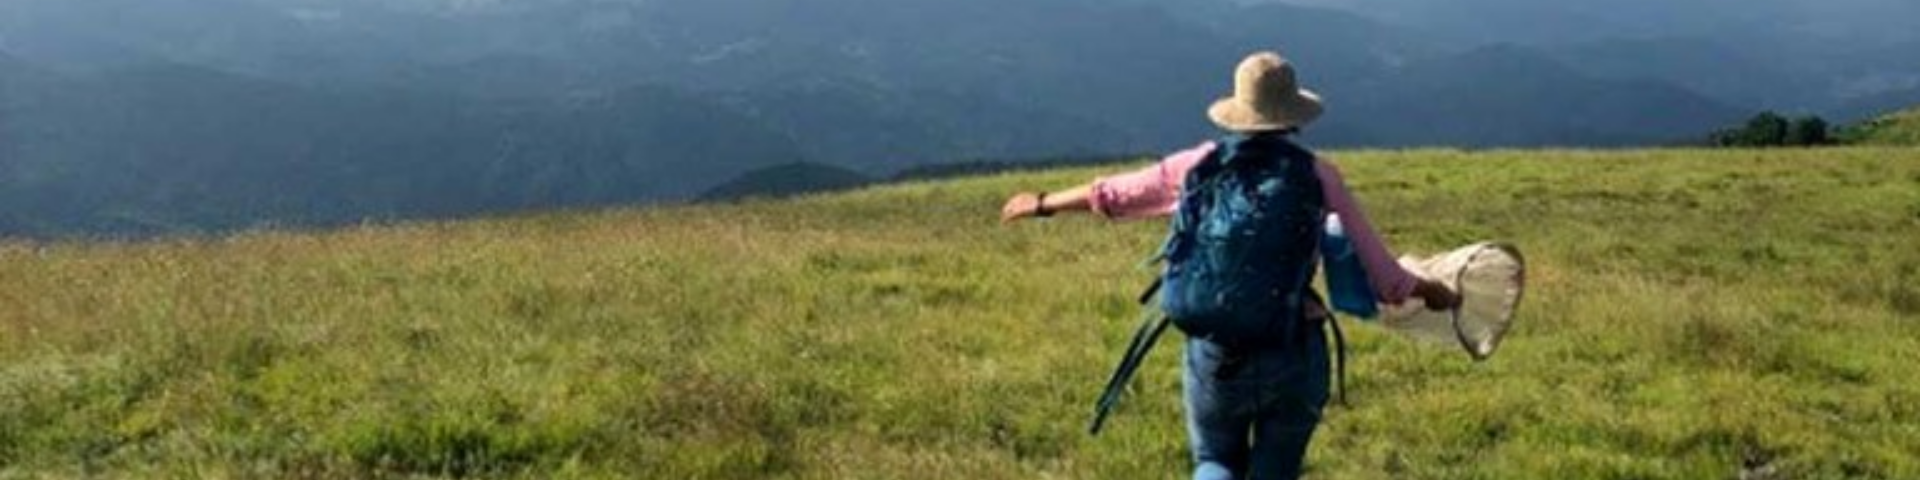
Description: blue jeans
xmin=1182 ymin=328 xmax=1331 ymax=480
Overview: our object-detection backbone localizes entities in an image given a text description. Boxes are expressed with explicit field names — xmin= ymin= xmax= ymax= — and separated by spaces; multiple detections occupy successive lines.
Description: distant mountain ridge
xmin=0 ymin=0 xmax=1894 ymax=237
xmin=0 ymin=63 xmax=802 ymax=236
xmin=1546 ymin=38 xmax=1811 ymax=110
xmin=1317 ymin=45 xmax=1746 ymax=147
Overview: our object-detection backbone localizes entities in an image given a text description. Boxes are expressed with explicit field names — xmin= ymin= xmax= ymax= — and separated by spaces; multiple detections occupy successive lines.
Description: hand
xmin=1000 ymin=192 xmax=1044 ymax=224
xmin=1413 ymin=278 xmax=1462 ymax=311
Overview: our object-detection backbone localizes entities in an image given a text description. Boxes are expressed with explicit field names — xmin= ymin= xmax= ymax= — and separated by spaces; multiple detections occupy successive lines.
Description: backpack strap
xmin=1089 ymin=302 xmax=1172 ymax=435
xmin=1326 ymin=311 xmax=1350 ymax=407
xmin=1153 ymin=137 xmax=1239 ymax=265
xmin=1278 ymin=134 xmax=1348 ymax=406
xmin=1092 ymin=137 xmax=1238 ymax=434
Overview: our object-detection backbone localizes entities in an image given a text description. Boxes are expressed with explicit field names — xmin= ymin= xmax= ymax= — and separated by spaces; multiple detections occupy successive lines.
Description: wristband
xmin=1034 ymin=192 xmax=1055 ymax=217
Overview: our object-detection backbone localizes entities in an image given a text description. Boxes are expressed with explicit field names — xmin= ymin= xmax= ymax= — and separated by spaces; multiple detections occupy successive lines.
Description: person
xmin=999 ymin=51 xmax=1461 ymax=479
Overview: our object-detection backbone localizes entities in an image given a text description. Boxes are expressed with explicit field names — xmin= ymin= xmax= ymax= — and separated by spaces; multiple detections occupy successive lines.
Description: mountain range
xmin=1 ymin=0 xmax=1914 ymax=237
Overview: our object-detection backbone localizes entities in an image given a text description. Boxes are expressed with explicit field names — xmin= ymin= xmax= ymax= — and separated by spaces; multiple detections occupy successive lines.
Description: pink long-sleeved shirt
xmin=1087 ymin=142 xmax=1420 ymax=305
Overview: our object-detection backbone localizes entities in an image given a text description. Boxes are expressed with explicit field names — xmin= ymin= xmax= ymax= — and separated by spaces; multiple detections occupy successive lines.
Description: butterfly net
xmin=1377 ymin=242 xmax=1526 ymax=361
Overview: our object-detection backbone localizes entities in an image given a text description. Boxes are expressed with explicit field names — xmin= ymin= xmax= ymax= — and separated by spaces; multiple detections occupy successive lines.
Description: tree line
xmin=1710 ymin=112 xmax=1832 ymax=147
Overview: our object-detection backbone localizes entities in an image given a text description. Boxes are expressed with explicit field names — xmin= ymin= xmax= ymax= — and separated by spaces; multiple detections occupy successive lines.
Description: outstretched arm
xmin=1001 ymin=143 xmax=1214 ymax=225
xmin=1001 ymin=186 xmax=1093 ymax=223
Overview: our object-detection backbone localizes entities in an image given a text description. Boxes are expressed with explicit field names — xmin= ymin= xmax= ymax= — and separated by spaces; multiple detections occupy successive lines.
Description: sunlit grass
xmin=1844 ymin=107 xmax=1920 ymax=146
xmin=2 ymin=147 xmax=1917 ymax=478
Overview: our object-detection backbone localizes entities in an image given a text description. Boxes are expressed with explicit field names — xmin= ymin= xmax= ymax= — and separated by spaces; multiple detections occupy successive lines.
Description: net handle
xmin=1450 ymin=245 xmax=1492 ymax=362
xmin=1446 ymin=242 xmax=1527 ymax=362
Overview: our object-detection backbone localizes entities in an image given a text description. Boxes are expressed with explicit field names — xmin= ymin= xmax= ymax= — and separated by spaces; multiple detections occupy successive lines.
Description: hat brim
xmin=1207 ymin=88 xmax=1324 ymax=132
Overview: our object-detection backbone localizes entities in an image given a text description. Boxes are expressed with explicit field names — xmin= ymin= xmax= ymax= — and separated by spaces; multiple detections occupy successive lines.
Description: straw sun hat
xmin=1208 ymin=51 xmax=1325 ymax=132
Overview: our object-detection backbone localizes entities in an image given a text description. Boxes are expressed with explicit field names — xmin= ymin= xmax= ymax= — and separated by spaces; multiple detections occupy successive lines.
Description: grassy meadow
xmin=2 ymin=147 xmax=1919 ymax=478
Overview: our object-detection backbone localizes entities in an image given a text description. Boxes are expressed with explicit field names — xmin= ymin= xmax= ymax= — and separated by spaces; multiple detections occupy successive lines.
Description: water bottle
xmin=1322 ymin=214 xmax=1380 ymax=319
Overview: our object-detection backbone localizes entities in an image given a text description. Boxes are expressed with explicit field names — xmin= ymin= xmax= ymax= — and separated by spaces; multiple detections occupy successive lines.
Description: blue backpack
xmin=1091 ymin=134 xmax=1343 ymax=434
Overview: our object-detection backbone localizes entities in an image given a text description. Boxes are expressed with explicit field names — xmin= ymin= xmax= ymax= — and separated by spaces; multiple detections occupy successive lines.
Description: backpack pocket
xmin=1163 ymin=260 xmax=1295 ymax=343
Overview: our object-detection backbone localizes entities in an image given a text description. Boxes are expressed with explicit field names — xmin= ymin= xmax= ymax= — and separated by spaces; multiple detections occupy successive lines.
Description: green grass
xmin=3 ymin=147 xmax=1919 ymax=478
xmin=1842 ymin=107 xmax=1920 ymax=146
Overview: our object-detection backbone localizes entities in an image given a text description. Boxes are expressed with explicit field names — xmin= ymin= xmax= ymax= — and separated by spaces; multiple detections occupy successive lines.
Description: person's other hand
xmin=1413 ymin=278 xmax=1461 ymax=311
xmin=1001 ymin=192 xmax=1043 ymax=224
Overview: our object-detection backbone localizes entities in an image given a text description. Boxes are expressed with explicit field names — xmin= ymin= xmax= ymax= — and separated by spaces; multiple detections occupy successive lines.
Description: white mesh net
xmin=1377 ymin=242 xmax=1526 ymax=360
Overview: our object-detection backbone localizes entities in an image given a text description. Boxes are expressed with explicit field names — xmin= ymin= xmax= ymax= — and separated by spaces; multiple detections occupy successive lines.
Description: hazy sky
xmin=1252 ymin=0 xmax=1919 ymax=45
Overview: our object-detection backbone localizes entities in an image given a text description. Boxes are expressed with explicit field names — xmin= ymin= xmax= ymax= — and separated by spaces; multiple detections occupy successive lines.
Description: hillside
xmin=1546 ymin=37 xmax=1811 ymax=109
xmin=1842 ymin=107 xmax=1920 ymax=146
xmin=1323 ymin=45 xmax=1746 ymax=147
xmin=699 ymin=162 xmax=873 ymax=201
xmin=0 ymin=64 xmax=804 ymax=237
xmin=11 ymin=0 xmax=1886 ymax=239
xmin=3 ymin=148 xmax=1919 ymax=478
